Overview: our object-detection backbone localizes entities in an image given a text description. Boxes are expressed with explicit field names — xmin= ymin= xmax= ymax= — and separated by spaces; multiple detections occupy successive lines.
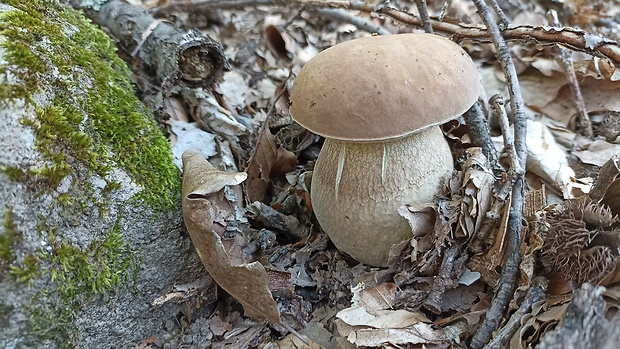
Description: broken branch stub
xmin=73 ymin=0 xmax=231 ymax=87
xmin=181 ymin=148 xmax=281 ymax=323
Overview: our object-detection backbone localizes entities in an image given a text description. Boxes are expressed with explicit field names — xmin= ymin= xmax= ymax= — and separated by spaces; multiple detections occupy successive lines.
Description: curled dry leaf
xmin=245 ymin=124 xmax=278 ymax=202
xmin=245 ymin=122 xmax=297 ymax=202
xmin=181 ymin=148 xmax=281 ymax=323
xmin=510 ymin=299 xmax=568 ymax=349
xmin=590 ymin=156 xmax=620 ymax=204
xmin=459 ymin=148 xmax=495 ymax=237
xmin=397 ymin=204 xmax=435 ymax=240
xmin=265 ymin=25 xmax=291 ymax=62
xmin=337 ymin=321 xmax=449 ymax=348
xmin=524 ymin=119 xmax=577 ymax=198
xmin=180 ymin=88 xmax=247 ymax=137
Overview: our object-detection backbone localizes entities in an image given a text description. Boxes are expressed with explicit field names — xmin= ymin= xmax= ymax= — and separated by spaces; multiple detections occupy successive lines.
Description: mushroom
xmin=289 ymin=33 xmax=480 ymax=266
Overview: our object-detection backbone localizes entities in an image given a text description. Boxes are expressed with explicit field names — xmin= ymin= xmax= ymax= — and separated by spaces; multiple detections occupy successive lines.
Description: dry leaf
xmin=219 ymin=71 xmax=256 ymax=111
xmin=181 ymin=149 xmax=281 ymax=323
xmin=459 ymin=148 xmax=495 ymax=237
xmin=265 ymin=25 xmax=291 ymax=62
xmin=524 ymin=119 xmax=577 ymax=198
xmin=336 ymin=307 xmax=428 ymax=329
xmin=539 ymin=77 xmax=620 ymax=127
xmin=346 ymin=324 xmax=448 ymax=347
xmin=573 ymin=139 xmax=620 ymax=167
xmin=601 ymin=179 xmax=620 ymax=218
xmin=590 ymin=156 xmax=620 ymax=201
xmin=245 ymin=123 xmax=297 ymax=202
xmin=354 ymin=282 xmax=399 ymax=311
xmin=181 ymin=88 xmax=248 ymax=137
xmin=510 ymin=300 xmax=568 ymax=349
xmin=245 ymin=125 xmax=277 ymax=202
xmin=170 ymin=121 xmax=217 ymax=170
xmin=397 ymin=204 xmax=435 ymax=239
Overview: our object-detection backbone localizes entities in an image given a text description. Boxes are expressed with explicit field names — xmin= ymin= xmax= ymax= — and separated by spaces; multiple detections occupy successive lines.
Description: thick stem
xmin=311 ymin=127 xmax=453 ymax=266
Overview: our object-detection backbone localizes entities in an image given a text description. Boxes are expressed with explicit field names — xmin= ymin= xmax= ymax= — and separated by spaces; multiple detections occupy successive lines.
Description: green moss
xmin=0 ymin=0 xmax=181 ymax=209
xmin=17 ymin=223 xmax=140 ymax=347
xmin=56 ymin=193 xmax=73 ymax=207
xmin=0 ymin=207 xmax=17 ymax=264
xmin=46 ymin=224 xmax=138 ymax=301
xmin=0 ymin=165 xmax=27 ymax=182
xmin=9 ymin=253 xmax=40 ymax=283
xmin=26 ymin=291 xmax=76 ymax=349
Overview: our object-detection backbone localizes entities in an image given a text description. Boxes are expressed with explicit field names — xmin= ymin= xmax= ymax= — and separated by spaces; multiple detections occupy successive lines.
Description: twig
xmin=161 ymin=1 xmax=620 ymax=63
xmin=468 ymin=0 xmax=527 ymax=348
xmin=160 ymin=0 xmax=620 ymax=60
xmin=424 ymin=245 xmax=464 ymax=313
xmin=463 ymin=101 xmax=501 ymax=173
xmin=487 ymin=0 xmax=510 ymax=28
xmin=489 ymin=95 xmax=523 ymax=175
xmin=547 ymin=10 xmax=593 ymax=139
xmin=437 ymin=2 xmax=449 ymax=21
xmin=413 ymin=0 xmax=433 ymax=33
xmin=311 ymin=8 xmax=390 ymax=35
xmin=482 ymin=278 xmax=547 ymax=349
xmin=277 ymin=320 xmax=309 ymax=345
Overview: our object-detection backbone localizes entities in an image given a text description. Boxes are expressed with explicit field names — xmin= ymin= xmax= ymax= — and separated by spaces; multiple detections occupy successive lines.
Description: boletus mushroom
xmin=289 ymin=33 xmax=480 ymax=267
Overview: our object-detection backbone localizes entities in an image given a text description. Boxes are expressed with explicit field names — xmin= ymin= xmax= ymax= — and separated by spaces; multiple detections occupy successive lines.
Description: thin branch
xmin=547 ymin=10 xmax=593 ymax=139
xmin=487 ymin=0 xmax=510 ymax=28
xmin=161 ymin=1 xmax=620 ymax=63
xmin=463 ymin=101 xmax=501 ymax=173
xmin=468 ymin=0 xmax=527 ymax=347
xmin=482 ymin=278 xmax=547 ymax=349
xmin=490 ymin=95 xmax=523 ymax=175
xmin=312 ymin=8 xmax=390 ymax=35
xmin=424 ymin=245 xmax=463 ymax=313
xmin=413 ymin=0 xmax=433 ymax=33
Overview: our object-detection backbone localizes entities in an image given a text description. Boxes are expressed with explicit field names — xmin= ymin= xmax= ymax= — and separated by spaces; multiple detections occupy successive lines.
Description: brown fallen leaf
xmin=459 ymin=148 xmax=494 ymax=237
xmin=539 ymin=77 xmax=620 ymax=127
xmin=245 ymin=123 xmax=278 ymax=202
xmin=343 ymin=323 xmax=449 ymax=347
xmin=245 ymin=119 xmax=298 ymax=202
xmin=181 ymin=148 xmax=281 ymax=323
xmin=590 ymin=156 xmax=620 ymax=202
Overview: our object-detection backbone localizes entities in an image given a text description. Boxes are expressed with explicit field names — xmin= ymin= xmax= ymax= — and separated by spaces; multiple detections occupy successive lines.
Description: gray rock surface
xmin=0 ymin=2 xmax=205 ymax=348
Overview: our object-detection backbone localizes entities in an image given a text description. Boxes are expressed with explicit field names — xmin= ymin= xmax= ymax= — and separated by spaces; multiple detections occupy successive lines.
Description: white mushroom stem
xmin=311 ymin=126 xmax=454 ymax=266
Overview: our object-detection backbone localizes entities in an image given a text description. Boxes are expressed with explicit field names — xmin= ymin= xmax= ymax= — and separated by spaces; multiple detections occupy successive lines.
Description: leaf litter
xmin=121 ymin=0 xmax=620 ymax=348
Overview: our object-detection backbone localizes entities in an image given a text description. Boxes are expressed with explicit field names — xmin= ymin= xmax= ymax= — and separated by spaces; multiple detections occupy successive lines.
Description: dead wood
xmin=537 ymin=284 xmax=620 ymax=349
xmin=68 ymin=0 xmax=231 ymax=89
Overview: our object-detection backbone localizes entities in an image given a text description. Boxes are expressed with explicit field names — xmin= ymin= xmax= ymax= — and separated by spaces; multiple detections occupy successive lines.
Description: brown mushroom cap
xmin=290 ymin=33 xmax=480 ymax=141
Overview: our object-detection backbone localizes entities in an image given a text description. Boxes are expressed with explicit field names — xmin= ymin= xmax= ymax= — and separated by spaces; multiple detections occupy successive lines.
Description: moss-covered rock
xmin=0 ymin=1 xmax=202 ymax=347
